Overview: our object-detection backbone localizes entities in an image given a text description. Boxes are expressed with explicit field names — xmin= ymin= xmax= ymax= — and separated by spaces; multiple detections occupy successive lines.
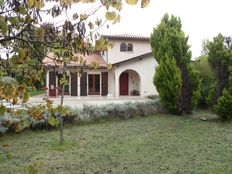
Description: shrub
xmin=0 ymin=112 xmax=30 ymax=132
xmin=0 ymin=100 xmax=163 ymax=134
xmin=0 ymin=105 xmax=6 ymax=116
xmin=0 ymin=77 xmax=18 ymax=101
xmin=0 ymin=125 xmax=8 ymax=134
xmin=147 ymin=95 xmax=159 ymax=100
xmin=214 ymin=90 xmax=232 ymax=120
xmin=76 ymin=100 xmax=163 ymax=121
xmin=22 ymin=91 xmax=30 ymax=103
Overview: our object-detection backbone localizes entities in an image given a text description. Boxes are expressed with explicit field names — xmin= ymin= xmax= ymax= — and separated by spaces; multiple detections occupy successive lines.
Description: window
xmin=127 ymin=43 xmax=133 ymax=51
xmin=88 ymin=74 xmax=100 ymax=95
xmin=120 ymin=43 xmax=127 ymax=52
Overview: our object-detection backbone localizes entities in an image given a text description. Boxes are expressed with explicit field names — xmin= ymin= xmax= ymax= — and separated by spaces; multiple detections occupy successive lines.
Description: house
xmin=43 ymin=34 xmax=158 ymax=97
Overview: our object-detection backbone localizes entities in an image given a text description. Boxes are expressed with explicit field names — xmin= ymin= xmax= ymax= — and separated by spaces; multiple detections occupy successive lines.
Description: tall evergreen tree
xmin=206 ymin=34 xmax=232 ymax=120
xmin=206 ymin=34 xmax=232 ymax=105
xmin=150 ymin=14 xmax=200 ymax=114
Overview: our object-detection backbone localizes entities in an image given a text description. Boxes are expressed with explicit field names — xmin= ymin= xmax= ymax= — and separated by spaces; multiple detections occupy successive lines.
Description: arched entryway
xmin=119 ymin=70 xmax=140 ymax=96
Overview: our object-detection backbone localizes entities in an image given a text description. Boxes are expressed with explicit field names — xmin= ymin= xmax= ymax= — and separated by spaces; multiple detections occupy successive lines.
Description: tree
xmin=206 ymin=34 xmax=232 ymax=106
xmin=0 ymin=76 xmax=28 ymax=104
xmin=191 ymin=55 xmax=215 ymax=108
xmin=206 ymin=34 xmax=232 ymax=120
xmin=153 ymin=56 xmax=182 ymax=114
xmin=150 ymin=14 xmax=200 ymax=114
xmin=0 ymin=0 xmax=150 ymax=143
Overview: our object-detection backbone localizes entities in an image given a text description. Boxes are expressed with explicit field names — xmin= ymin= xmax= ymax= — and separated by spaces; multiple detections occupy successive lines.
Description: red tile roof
xmin=43 ymin=52 xmax=107 ymax=69
xmin=102 ymin=34 xmax=149 ymax=41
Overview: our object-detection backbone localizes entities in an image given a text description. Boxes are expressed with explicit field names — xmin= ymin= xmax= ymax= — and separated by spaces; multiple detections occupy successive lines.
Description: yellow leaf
xmin=81 ymin=0 xmax=96 ymax=3
xmin=105 ymin=11 xmax=117 ymax=21
xmin=126 ymin=0 xmax=138 ymax=5
xmin=26 ymin=0 xmax=35 ymax=8
xmin=48 ymin=117 xmax=58 ymax=127
xmin=141 ymin=0 xmax=150 ymax=8
xmin=112 ymin=14 xmax=120 ymax=24
xmin=80 ymin=14 xmax=89 ymax=21
xmin=15 ymin=123 xmax=24 ymax=133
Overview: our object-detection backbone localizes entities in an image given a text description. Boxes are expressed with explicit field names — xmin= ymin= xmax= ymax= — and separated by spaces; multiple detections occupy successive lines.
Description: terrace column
xmin=77 ymin=73 xmax=81 ymax=96
xmin=115 ymin=72 xmax=119 ymax=97
xmin=46 ymin=70 xmax=49 ymax=96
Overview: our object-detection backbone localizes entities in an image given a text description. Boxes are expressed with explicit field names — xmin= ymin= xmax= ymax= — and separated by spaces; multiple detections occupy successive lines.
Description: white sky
xmin=2 ymin=0 xmax=230 ymax=59
xmin=97 ymin=0 xmax=232 ymax=59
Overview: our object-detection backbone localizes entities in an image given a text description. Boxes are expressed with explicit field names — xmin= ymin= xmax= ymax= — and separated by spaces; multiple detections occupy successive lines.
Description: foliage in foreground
xmin=0 ymin=76 xmax=29 ymax=104
xmin=0 ymin=100 xmax=162 ymax=134
xmin=150 ymin=14 xmax=200 ymax=114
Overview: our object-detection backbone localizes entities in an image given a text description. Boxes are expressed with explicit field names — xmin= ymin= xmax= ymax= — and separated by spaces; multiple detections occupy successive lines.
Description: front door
xmin=120 ymin=72 xmax=128 ymax=95
xmin=88 ymin=74 xmax=100 ymax=95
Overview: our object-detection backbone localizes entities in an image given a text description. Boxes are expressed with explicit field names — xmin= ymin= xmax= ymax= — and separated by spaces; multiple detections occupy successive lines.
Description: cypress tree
xmin=154 ymin=56 xmax=182 ymax=114
xmin=150 ymin=14 xmax=200 ymax=114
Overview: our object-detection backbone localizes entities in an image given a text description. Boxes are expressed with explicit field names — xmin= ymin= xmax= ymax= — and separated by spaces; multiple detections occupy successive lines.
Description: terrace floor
xmin=29 ymin=95 xmax=152 ymax=108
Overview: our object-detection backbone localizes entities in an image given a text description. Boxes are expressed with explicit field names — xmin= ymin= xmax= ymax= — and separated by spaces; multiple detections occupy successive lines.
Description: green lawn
xmin=0 ymin=115 xmax=232 ymax=174
xmin=28 ymin=89 xmax=44 ymax=97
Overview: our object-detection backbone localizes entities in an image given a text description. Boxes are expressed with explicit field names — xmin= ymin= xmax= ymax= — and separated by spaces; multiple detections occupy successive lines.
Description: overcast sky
xmin=97 ymin=0 xmax=232 ymax=59
xmin=2 ymin=0 xmax=230 ymax=59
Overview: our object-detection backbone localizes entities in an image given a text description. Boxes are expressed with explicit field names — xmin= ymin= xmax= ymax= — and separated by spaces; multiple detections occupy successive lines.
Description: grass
xmin=0 ymin=115 xmax=232 ymax=174
xmin=28 ymin=89 xmax=44 ymax=97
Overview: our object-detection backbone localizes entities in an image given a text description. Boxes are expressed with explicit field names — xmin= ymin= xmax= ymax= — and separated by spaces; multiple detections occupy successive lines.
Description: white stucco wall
xmin=103 ymin=39 xmax=151 ymax=64
xmin=128 ymin=70 xmax=140 ymax=95
xmin=110 ymin=56 xmax=158 ymax=97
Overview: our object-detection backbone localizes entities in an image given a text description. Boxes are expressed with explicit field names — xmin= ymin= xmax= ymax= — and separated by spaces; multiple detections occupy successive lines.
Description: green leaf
xmin=9 ymin=17 xmax=19 ymax=26
xmin=48 ymin=117 xmax=58 ymax=127
xmin=105 ymin=11 xmax=117 ymax=21
xmin=23 ymin=120 xmax=30 ymax=128
xmin=0 ymin=0 xmax=4 ymax=6
xmin=73 ymin=13 xmax=79 ymax=20
xmin=35 ymin=28 xmax=45 ymax=38
xmin=18 ymin=7 xmax=26 ymax=15
xmin=126 ymin=0 xmax=138 ymax=5
xmin=0 ymin=105 xmax=6 ymax=116
xmin=0 ymin=21 xmax=7 ymax=35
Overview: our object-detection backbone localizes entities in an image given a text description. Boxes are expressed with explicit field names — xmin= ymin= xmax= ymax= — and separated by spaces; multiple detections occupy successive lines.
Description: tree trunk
xmin=179 ymin=65 xmax=192 ymax=114
xmin=59 ymin=80 xmax=65 ymax=144
xmin=211 ymin=66 xmax=229 ymax=106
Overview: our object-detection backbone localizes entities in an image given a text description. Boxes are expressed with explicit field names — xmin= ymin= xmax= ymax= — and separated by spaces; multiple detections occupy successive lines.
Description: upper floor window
xmin=120 ymin=43 xmax=127 ymax=52
xmin=127 ymin=43 xmax=133 ymax=51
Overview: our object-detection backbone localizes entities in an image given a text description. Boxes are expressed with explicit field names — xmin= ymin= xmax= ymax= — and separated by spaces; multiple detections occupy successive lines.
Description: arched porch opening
xmin=119 ymin=69 xmax=141 ymax=96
